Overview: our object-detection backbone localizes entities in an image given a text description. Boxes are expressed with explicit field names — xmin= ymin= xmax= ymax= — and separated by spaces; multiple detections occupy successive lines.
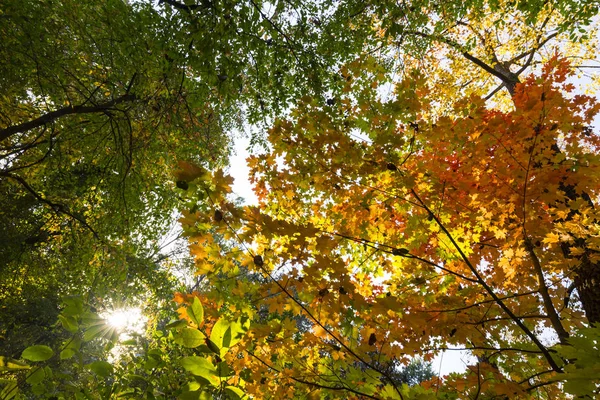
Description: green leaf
xmin=83 ymin=324 xmax=111 ymax=341
xmin=88 ymin=361 xmax=114 ymax=378
xmin=144 ymin=358 xmax=160 ymax=370
xmin=165 ymin=319 xmax=188 ymax=330
xmin=174 ymin=327 xmax=206 ymax=348
xmin=205 ymin=338 xmax=220 ymax=354
xmin=216 ymin=361 xmax=234 ymax=378
xmin=209 ymin=319 xmax=229 ymax=353
xmin=30 ymin=383 xmax=47 ymax=396
xmin=186 ymin=381 xmax=201 ymax=391
xmin=0 ymin=379 xmax=18 ymax=400
xmin=58 ymin=314 xmax=79 ymax=333
xmin=210 ymin=317 xmax=248 ymax=356
xmin=80 ymin=311 xmax=104 ymax=326
xmin=180 ymin=356 xmax=219 ymax=386
xmin=62 ymin=296 xmax=84 ymax=317
xmin=179 ymin=390 xmax=201 ymax=400
xmin=26 ymin=367 xmax=46 ymax=385
xmin=564 ymin=379 xmax=595 ymax=397
xmin=187 ymin=297 xmax=204 ymax=326
xmin=21 ymin=345 xmax=54 ymax=362
xmin=199 ymin=391 xmax=213 ymax=400
xmin=60 ymin=348 xmax=77 ymax=360
xmin=224 ymin=386 xmax=247 ymax=399
xmin=148 ymin=348 xmax=164 ymax=358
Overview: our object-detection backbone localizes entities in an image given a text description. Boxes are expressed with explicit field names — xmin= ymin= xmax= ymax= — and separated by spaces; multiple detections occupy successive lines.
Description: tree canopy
xmin=1 ymin=0 xmax=600 ymax=399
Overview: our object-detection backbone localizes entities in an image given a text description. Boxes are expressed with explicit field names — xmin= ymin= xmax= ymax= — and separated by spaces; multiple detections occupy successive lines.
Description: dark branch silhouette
xmin=0 ymin=93 xmax=136 ymax=143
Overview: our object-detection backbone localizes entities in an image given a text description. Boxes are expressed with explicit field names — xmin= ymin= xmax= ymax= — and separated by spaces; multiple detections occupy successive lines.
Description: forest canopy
xmin=1 ymin=0 xmax=600 ymax=399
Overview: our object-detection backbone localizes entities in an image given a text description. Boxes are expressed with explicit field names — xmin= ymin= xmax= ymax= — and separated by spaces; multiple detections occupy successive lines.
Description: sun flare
xmin=105 ymin=308 xmax=146 ymax=333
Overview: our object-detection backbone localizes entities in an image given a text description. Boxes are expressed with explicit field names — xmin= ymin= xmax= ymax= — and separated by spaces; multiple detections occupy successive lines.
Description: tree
xmin=0 ymin=1 xmax=230 ymax=397
xmin=2 ymin=0 xmax=600 ymax=398
xmin=173 ymin=0 xmax=600 ymax=393
xmin=0 ymin=0 xmax=376 ymax=396
xmin=178 ymin=58 xmax=600 ymax=399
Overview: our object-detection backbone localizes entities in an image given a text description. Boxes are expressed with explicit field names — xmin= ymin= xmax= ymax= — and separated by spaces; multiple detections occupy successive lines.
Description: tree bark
xmin=574 ymin=258 xmax=600 ymax=324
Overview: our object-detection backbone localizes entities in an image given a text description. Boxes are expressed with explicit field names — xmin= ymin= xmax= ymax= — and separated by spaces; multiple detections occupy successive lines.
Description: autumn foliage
xmin=177 ymin=58 xmax=600 ymax=398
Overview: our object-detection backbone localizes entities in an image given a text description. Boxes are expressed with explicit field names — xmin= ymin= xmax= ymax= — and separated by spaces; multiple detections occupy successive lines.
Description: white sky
xmin=229 ymin=136 xmax=259 ymax=205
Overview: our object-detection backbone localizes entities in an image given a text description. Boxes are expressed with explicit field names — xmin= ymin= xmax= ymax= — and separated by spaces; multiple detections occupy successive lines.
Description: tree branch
xmin=248 ymin=0 xmax=300 ymax=62
xmin=410 ymin=189 xmax=563 ymax=373
xmin=332 ymin=231 xmax=478 ymax=283
xmin=1 ymin=172 xmax=99 ymax=239
xmin=0 ymin=93 xmax=136 ymax=143
xmin=523 ymin=238 xmax=569 ymax=344
xmin=401 ymin=30 xmax=516 ymax=86
xmin=159 ymin=0 xmax=203 ymax=13
xmin=246 ymin=351 xmax=380 ymax=399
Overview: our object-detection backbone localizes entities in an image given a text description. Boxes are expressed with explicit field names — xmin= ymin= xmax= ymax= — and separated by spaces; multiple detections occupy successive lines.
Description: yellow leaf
xmin=313 ymin=325 xmax=328 ymax=339
xmin=543 ymin=232 xmax=560 ymax=245
xmin=569 ymin=247 xmax=585 ymax=256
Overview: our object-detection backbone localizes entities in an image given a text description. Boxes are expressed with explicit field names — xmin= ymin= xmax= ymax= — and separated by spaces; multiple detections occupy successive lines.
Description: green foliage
xmin=398 ymin=359 xmax=436 ymax=387
xmin=174 ymin=327 xmax=207 ymax=348
xmin=180 ymin=356 xmax=219 ymax=384
xmin=88 ymin=361 xmax=114 ymax=378
xmin=209 ymin=317 xmax=250 ymax=357
xmin=553 ymin=327 xmax=600 ymax=396
xmin=20 ymin=346 xmax=53 ymax=362
xmin=188 ymin=297 xmax=205 ymax=326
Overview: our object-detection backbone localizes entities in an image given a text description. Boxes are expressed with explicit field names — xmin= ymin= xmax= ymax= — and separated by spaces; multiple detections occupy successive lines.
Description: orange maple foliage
xmin=178 ymin=59 xmax=600 ymax=398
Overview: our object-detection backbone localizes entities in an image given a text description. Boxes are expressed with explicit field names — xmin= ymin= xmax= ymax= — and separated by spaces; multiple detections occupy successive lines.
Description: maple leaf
xmin=175 ymin=161 xmax=208 ymax=183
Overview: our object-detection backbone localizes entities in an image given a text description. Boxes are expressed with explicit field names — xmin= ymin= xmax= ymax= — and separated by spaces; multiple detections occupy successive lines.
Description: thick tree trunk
xmin=575 ymin=258 xmax=600 ymax=324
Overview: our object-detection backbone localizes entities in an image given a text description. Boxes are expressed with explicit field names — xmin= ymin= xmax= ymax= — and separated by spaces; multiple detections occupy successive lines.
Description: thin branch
xmin=518 ymin=369 xmax=555 ymax=385
xmin=246 ymin=351 xmax=380 ymax=399
xmin=401 ymin=30 xmax=513 ymax=85
xmin=410 ymin=189 xmax=563 ymax=373
xmin=483 ymin=83 xmax=505 ymax=100
xmin=571 ymin=65 xmax=600 ymax=69
xmin=1 ymin=172 xmax=99 ymax=239
xmin=509 ymin=32 xmax=559 ymax=67
xmin=424 ymin=346 xmax=543 ymax=355
xmin=159 ymin=0 xmax=203 ymax=13
xmin=248 ymin=0 xmax=300 ymax=62
xmin=419 ymin=291 xmax=538 ymax=313
xmin=524 ymin=239 xmax=569 ymax=344
xmin=333 ymin=231 xmax=478 ymax=283
xmin=255 ymin=262 xmax=405 ymax=399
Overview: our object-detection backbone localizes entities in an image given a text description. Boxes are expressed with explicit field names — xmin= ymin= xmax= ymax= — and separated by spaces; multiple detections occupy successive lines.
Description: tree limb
xmin=1 ymin=172 xmax=99 ymax=239
xmin=246 ymin=350 xmax=381 ymax=399
xmin=523 ymin=238 xmax=569 ymax=344
xmin=0 ymin=93 xmax=136 ymax=143
xmin=159 ymin=0 xmax=203 ymax=13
